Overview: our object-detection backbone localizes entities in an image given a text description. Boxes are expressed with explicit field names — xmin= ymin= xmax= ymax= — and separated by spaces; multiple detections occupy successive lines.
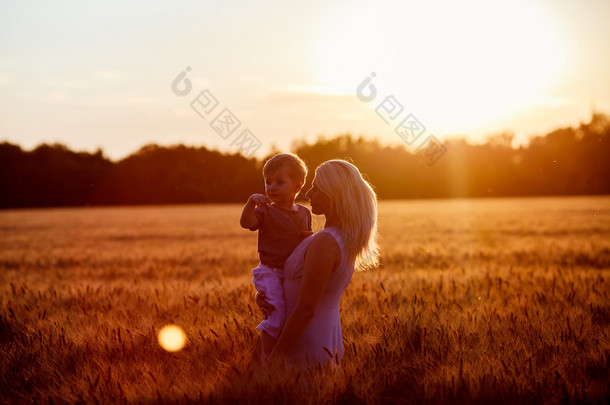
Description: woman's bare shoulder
xmin=307 ymin=231 xmax=340 ymax=259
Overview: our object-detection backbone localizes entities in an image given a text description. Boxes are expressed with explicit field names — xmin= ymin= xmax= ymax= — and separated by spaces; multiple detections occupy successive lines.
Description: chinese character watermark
xmin=171 ymin=66 xmax=262 ymax=158
xmin=356 ymin=72 xmax=447 ymax=165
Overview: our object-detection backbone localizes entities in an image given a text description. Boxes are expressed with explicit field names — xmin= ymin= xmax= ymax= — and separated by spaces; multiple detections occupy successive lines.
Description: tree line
xmin=1 ymin=113 xmax=609 ymax=208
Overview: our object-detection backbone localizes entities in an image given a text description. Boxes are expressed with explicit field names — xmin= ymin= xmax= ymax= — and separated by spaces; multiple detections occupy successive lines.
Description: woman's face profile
xmin=306 ymin=178 xmax=331 ymax=216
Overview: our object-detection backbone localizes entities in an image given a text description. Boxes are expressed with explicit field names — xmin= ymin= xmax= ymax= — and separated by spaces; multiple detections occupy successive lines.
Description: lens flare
xmin=157 ymin=325 xmax=186 ymax=352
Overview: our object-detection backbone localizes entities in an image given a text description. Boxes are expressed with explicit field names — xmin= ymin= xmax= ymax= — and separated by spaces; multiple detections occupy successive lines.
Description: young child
xmin=240 ymin=153 xmax=313 ymax=357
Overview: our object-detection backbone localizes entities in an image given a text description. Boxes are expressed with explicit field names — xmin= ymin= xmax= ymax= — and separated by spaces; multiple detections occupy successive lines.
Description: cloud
xmin=264 ymin=88 xmax=355 ymax=105
xmin=40 ymin=77 xmax=93 ymax=89
xmin=91 ymin=69 xmax=124 ymax=80
xmin=338 ymin=112 xmax=363 ymax=121
xmin=0 ymin=74 xmax=14 ymax=87
xmin=530 ymin=96 xmax=572 ymax=107
xmin=83 ymin=94 xmax=167 ymax=108
xmin=40 ymin=69 xmax=126 ymax=89
xmin=44 ymin=91 xmax=71 ymax=104
xmin=38 ymin=90 xmax=168 ymax=108
xmin=193 ymin=77 xmax=211 ymax=88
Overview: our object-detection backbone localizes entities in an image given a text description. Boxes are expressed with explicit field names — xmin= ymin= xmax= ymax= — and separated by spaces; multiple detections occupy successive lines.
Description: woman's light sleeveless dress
xmin=282 ymin=226 xmax=354 ymax=366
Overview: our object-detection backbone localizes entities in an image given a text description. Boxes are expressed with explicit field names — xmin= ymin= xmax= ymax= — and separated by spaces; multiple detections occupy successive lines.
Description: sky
xmin=1 ymin=0 xmax=609 ymax=160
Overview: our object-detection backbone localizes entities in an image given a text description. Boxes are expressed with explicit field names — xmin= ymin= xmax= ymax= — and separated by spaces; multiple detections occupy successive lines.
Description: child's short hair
xmin=263 ymin=153 xmax=308 ymax=185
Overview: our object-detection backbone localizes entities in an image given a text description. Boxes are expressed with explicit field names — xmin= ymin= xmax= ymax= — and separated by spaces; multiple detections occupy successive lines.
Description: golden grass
xmin=1 ymin=197 xmax=609 ymax=404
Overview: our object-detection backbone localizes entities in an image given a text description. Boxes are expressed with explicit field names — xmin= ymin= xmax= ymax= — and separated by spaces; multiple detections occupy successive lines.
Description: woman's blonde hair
xmin=314 ymin=160 xmax=379 ymax=270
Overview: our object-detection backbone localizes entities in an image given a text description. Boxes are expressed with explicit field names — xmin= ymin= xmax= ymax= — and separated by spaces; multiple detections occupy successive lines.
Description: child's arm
xmin=240 ymin=194 xmax=272 ymax=230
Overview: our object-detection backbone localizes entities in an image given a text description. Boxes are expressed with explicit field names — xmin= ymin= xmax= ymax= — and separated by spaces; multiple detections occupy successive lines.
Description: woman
xmin=257 ymin=159 xmax=379 ymax=366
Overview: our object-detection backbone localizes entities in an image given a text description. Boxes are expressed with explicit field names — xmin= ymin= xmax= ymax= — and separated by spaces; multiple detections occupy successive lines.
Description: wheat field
xmin=1 ymin=197 xmax=609 ymax=404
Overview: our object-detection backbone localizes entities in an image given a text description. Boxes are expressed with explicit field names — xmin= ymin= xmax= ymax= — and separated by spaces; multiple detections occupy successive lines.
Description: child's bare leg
xmin=261 ymin=331 xmax=276 ymax=360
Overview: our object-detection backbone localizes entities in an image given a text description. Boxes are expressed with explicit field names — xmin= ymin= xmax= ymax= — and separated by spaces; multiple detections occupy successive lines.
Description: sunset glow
xmin=0 ymin=0 xmax=608 ymax=158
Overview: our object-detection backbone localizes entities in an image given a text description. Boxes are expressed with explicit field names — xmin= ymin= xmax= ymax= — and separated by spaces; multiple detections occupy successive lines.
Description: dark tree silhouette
xmin=0 ymin=143 xmax=112 ymax=208
xmin=90 ymin=144 xmax=262 ymax=205
xmin=0 ymin=113 xmax=609 ymax=208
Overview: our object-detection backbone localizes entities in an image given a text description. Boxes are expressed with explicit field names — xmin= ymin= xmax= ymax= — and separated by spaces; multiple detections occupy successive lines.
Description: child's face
xmin=264 ymin=167 xmax=301 ymax=205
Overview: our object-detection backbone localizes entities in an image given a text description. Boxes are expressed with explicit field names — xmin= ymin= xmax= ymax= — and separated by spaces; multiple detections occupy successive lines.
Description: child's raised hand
xmin=249 ymin=193 xmax=272 ymax=207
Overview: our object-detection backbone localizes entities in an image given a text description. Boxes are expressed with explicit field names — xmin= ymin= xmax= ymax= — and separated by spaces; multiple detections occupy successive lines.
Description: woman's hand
xmin=255 ymin=292 xmax=274 ymax=319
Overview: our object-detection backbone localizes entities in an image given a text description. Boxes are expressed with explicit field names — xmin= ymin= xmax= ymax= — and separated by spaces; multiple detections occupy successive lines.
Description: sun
xmin=314 ymin=0 xmax=567 ymax=135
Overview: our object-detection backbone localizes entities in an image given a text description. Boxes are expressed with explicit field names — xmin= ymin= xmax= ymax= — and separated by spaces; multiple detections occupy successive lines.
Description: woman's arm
xmin=267 ymin=232 xmax=340 ymax=361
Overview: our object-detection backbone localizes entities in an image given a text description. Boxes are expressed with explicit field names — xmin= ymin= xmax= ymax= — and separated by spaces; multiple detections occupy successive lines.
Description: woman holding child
xmin=241 ymin=154 xmax=378 ymax=367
